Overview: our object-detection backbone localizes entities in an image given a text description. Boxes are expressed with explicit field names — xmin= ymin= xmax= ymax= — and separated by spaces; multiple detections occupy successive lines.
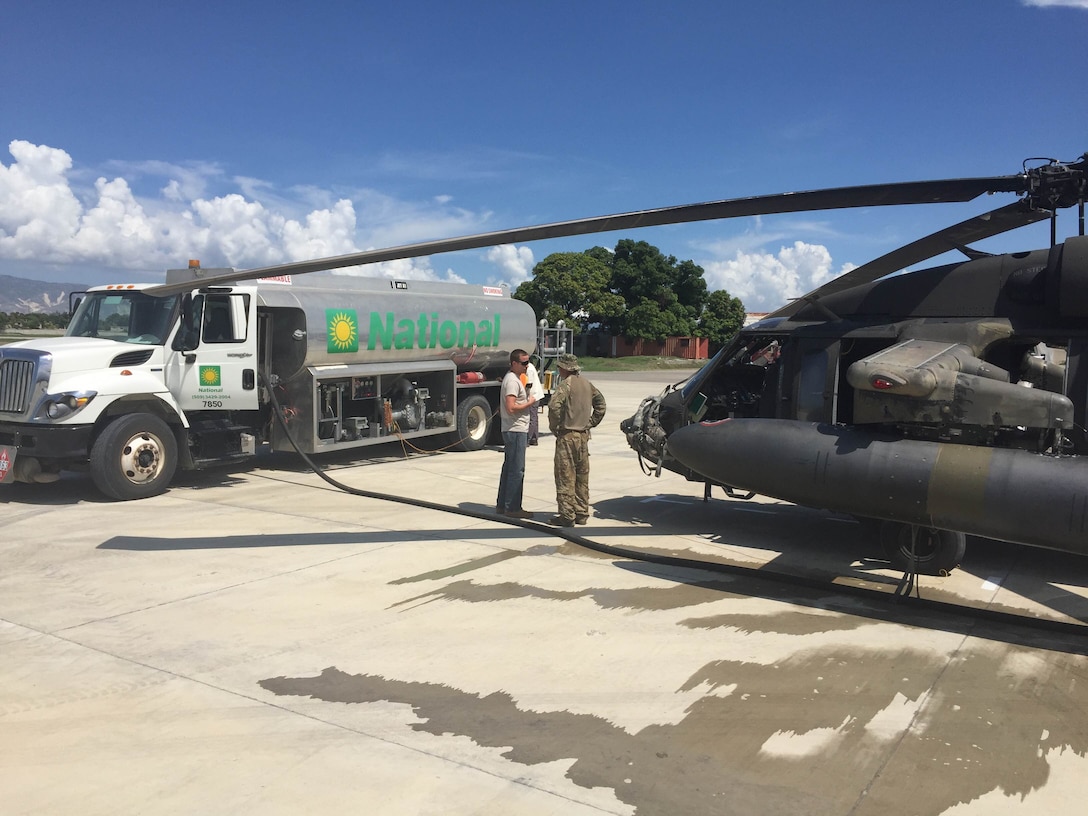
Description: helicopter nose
xmin=666 ymin=420 xmax=731 ymax=476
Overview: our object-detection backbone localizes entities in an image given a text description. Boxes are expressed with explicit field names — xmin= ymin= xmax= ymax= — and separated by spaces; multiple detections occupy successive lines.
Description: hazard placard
xmin=0 ymin=445 xmax=16 ymax=484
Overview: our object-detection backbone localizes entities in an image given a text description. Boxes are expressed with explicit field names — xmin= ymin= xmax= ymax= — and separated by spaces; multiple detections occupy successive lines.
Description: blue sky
xmin=2 ymin=0 xmax=1086 ymax=309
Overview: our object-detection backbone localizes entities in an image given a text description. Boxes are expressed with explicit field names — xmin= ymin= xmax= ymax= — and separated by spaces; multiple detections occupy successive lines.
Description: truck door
xmin=165 ymin=288 xmax=259 ymax=412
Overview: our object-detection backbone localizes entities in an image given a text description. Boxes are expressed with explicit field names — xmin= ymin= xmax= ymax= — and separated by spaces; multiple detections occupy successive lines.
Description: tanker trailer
xmin=0 ymin=268 xmax=538 ymax=500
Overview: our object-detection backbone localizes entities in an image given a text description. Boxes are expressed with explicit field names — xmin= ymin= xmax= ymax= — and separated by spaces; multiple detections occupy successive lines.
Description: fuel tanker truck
xmin=0 ymin=264 xmax=538 ymax=500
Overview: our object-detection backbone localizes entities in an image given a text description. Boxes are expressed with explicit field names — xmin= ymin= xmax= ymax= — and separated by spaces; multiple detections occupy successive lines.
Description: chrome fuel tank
xmin=172 ymin=271 xmax=538 ymax=381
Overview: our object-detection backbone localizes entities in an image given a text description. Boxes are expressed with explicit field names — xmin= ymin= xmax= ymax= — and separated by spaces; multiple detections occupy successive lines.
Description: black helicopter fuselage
xmin=622 ymin=236 xmax=1088 ymax=563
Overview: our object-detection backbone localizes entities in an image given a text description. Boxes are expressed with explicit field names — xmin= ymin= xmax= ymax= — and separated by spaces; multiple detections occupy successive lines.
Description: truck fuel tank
xmin=234 ymin=274 xmax=538 ymax=380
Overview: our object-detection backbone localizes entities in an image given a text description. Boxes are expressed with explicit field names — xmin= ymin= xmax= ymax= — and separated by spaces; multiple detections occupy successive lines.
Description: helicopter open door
xmin=787 ymin=338 xmax=841 ymax=424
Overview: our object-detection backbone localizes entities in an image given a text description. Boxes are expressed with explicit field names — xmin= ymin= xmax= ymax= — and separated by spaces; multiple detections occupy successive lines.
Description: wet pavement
xmin=2 ymin=370 xmax=1087 ymax=815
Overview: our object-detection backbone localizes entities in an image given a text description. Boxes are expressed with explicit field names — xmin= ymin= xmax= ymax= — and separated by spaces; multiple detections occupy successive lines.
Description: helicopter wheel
xmin=880 ymin=521 xmax=966 ymax=576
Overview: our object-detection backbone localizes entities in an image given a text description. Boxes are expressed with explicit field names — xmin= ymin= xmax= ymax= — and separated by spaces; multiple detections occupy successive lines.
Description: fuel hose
xmin=260 ymin=372 xmax=1088 ymax=649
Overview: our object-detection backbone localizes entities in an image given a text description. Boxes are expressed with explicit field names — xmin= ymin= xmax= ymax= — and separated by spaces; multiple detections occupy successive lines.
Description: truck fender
xmin=46 ymin=366 xmax=191 ymax=430
xmin=93 ymin=384 xmax=191 ymax=429
xmin=93 ymin=394 xmax=185 ymax=433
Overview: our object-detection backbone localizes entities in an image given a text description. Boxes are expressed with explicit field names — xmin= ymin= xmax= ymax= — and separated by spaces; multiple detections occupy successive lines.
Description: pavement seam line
xmin=845 ymin=626 xmax=977 ymax=815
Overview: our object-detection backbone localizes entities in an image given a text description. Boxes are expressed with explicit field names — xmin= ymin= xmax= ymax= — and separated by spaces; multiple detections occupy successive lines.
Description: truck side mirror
xmin=172 ymin=293 xmax=199 ymax=352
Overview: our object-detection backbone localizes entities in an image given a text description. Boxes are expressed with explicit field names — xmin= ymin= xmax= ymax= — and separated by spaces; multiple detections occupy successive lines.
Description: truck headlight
xmin=35 ymin=391 xmax=97 ymax=421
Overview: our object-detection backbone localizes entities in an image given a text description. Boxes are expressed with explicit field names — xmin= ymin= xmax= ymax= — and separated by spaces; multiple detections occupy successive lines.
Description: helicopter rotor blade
xmin=146 ymin=174 xmax=1031 ymax=297
xmin=766 ymin=202 xmax=1051 ymax=319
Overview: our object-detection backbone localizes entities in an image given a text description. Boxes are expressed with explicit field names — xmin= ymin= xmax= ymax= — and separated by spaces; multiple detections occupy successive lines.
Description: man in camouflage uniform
xmin=547 ymin=353 xmax=606 ymax=526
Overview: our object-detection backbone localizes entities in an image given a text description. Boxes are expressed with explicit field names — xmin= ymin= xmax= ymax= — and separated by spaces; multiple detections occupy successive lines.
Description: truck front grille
xmin=0 ymin=358 xmax=36 ymax=414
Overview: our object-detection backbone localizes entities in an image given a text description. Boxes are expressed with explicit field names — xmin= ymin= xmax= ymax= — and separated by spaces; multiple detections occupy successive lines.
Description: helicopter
xmin=619 ymin=155 xmax=1088 ymax=574
xmin=147 ymin=152 xmax=1088 ymax=574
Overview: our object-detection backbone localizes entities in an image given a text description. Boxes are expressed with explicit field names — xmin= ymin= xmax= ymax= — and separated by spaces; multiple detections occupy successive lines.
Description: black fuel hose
xmin=260 ymin=372 xmax=1088 ymax=649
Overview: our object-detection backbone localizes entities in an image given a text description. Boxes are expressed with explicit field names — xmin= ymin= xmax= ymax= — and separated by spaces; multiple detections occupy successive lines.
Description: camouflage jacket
xmin=548 ymin=374 xmax=606 ymax=433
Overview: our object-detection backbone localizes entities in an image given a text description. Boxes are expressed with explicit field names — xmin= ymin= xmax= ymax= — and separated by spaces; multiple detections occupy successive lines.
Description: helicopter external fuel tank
xmin=666 ymin=419 xmax=1088 ymax=555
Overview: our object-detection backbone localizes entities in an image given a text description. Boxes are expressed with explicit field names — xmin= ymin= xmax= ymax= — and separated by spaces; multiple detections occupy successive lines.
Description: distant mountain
xmin=0 ymin=275 xmax=92 ymax=313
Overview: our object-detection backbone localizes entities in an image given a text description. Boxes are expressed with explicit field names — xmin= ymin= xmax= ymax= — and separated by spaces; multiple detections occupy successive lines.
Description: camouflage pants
xmin=554 ymin=430 xmax=590 ymax=520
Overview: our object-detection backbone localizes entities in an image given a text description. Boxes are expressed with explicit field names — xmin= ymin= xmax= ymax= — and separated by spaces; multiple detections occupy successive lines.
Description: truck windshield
xmin=67 ymin=291 xmax=180 ymax=345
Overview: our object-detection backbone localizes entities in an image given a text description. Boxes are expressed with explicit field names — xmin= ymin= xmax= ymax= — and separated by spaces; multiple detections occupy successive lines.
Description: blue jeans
xmin=496 ymin=430 xmax=528 ymax=511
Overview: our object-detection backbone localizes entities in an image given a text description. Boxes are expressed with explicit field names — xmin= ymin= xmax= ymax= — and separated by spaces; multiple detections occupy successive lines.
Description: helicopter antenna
xmin=956 ymin=246 xmax=994 ymax=261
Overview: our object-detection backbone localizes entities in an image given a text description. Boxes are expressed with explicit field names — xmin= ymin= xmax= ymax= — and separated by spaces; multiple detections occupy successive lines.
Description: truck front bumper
xmin=0 ymin=421 xmax=95 ymax=462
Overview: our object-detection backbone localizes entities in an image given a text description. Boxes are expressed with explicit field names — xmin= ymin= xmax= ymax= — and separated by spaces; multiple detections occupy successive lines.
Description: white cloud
xmin=0 ymin=141 xmax=83 ymax=260
xmin=0 ymin=140 xmax=492 ymax=283
xmin=108 ymin=158 xmax=223 ymax=202
xmin=72 ymin=176 xmax=158 ymax=261
xmin=189 ymin=194 xmax=284 ymax=267
xmin=281 ymin=199 xmax=357 ymax=262
xmin=485 ymin=243 xmax=535 ymax=289
xmin=1022 ymin=0 xmax=1088 ymax=8
xmin=696 ymin=215 xmax=847 ymax=258
xmin=351 ymin=188 xmax=490 ymax=251
xmin=702 ymin=240 xmax=855 ymax=311
xmin=330 ymin=256 xmax=467 ymax=284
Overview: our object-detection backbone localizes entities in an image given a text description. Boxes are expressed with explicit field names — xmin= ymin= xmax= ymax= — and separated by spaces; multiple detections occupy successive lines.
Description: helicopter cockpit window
xmin=680 ymin=346 xmax=725 ymax=401
xmin=749 ymin=340 xmax=781 ymax=367
xmin=683 ymin=335 xmax=782 ymax=421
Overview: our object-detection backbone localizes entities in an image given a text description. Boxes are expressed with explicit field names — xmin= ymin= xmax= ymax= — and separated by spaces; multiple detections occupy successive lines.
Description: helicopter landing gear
xmin=880 ymin=521 xmax=966 ymax=577
xmin=702 ymin=482 xmax=757 ymax=502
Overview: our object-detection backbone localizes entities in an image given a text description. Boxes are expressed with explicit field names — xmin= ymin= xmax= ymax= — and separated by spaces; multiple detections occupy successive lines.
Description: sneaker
xmin=503 ymin=509 xmax=534 ymax=519
xmin=549 ymin=515 xmax=575 ymax=526
xmin=575 ymin=516 xmax=589 ymax=525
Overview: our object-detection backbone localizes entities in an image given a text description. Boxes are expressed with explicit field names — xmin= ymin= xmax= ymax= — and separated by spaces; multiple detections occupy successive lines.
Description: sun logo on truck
xmin=199 ymin=366 xmax=221 ymax=387
xmin=327 ymin=309 xmax=359 ymax=353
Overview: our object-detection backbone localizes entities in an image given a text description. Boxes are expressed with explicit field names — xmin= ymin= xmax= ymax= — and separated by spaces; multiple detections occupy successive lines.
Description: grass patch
xmin=570 ymin=356 xmax=705 ymax=372
xmin=0 ymin=329 xmax=66 ymax=345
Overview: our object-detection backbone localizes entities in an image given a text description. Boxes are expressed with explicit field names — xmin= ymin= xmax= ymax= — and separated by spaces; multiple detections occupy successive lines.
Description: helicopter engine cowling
xmin=621 ymin=388 xmax=688 ymax=471
xmin=620 ymin=395 xmax=669 ymax=466
xmin=846 ymin=339 xmax=1075 ymax=429
xmin=666 ymin=418 xmax=1088 ymax=555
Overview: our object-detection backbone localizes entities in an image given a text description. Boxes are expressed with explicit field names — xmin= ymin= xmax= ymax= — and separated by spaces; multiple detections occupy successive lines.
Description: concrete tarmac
xmin=3 ymin=371 xmax=1088 ymax=815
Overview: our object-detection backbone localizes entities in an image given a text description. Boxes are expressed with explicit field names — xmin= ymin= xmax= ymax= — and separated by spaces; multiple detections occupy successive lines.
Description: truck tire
xmin=880 ymin=521 xmax=966 ymax=575
xmin=455 ymin=394 xmax=492 ymax=452
xmin=90 ymin=413 xmax=178 ymax=500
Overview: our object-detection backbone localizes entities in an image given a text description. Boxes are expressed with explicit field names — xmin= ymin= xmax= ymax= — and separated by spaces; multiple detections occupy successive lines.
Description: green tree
xmin=608 ymin=240 xmax=708 ymax=339
xmin=513 ymin=252 xmax=625 ymax=332
xmin=515 ymin=239 xmax=743 ymax=351
xmin=699 ymin=289 xmax=747 ymax=354
xmin=0 ymin=311 xmax=70 ymax=332
xmin=623 ymin=298 xmax=691 ymax=341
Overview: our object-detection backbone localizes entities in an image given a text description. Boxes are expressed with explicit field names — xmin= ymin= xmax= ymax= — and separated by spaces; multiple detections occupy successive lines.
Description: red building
xmin=608 ymin=335 xmax=709 ymax=360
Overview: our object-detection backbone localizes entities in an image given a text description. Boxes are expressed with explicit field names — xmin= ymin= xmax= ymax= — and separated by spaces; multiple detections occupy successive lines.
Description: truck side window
xmin=201 ymin=294 xmax=249 ymax=344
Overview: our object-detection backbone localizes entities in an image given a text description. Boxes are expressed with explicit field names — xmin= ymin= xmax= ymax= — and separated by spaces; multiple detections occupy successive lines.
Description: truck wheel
xmin=90 ymin=413 xmax=178 ymax=500
xmin=880 ymin=521 xmax=966 ymax=575
xmin=455 ymin=395 xmax=492 ymax=452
